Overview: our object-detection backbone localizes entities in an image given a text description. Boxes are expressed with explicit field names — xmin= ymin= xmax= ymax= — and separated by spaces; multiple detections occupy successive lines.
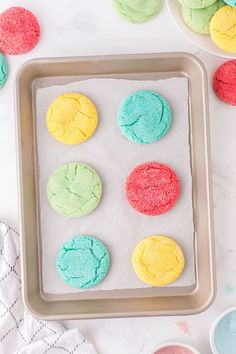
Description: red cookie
xmin=213 ymin=60 xmax=236 ymax=106
xmin=126 ymin=162 xmax=180 ymax=216
xmin=0 ymin=7 xmax=40 ymax=55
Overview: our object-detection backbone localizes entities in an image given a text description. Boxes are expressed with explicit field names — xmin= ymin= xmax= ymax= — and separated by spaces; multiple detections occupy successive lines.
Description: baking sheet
xmin=36 ymin=77 xmax=195 ymax=294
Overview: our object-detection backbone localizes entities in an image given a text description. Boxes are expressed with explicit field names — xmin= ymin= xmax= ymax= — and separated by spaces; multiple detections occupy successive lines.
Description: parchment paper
xmin=36 ymin=77 xmax=195 ymax=294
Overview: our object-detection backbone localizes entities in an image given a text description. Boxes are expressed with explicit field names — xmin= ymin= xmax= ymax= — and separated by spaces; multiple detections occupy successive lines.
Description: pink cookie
xmin=213 ymin=60 xmax=236 ymax=105
xmin=0 ymin=7 xmax=40 ymax=55
xmin=125 ymin=162 xmax=180 ymax=216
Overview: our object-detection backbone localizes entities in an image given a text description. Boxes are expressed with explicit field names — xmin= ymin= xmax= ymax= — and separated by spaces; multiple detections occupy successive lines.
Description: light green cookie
xmin=56 ymin=235 xmax=110 ymax=289
xmin=178 ymin=0 xmax=217 ymax=9
xmin=182 ymin=0 xmax=225 ymax=34
xmin=47 ymin=162 xmax=102 ymax=217
xmin=113 ymin=0 xmax=162 ymax=23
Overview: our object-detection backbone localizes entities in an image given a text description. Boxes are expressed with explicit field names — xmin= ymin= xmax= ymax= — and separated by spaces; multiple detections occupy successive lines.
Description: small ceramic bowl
xmin=210 ymin=306 xmax=236 ymax=354
xmin=150 ymin=341 xmax=200 ymax=354
xmin=166 ymin=0 xmax=236 ymax=59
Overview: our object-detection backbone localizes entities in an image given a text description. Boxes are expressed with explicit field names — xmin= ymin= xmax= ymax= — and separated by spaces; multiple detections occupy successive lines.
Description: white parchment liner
xmin=36 ymin=77 xmax=195 ymax=294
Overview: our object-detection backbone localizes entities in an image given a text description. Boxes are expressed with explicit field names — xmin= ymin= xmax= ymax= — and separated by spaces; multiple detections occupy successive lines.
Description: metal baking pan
xmin=15 ymin=53 xmax=215 ymax=320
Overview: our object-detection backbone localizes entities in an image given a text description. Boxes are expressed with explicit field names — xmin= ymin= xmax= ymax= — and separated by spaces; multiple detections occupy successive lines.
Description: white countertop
xmin=0 ymin=1 xmax=235 ymax=353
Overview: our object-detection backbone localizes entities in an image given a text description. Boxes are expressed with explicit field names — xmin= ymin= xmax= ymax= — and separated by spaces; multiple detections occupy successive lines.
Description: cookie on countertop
xmin=0 ymin=53 xmax=7 ymax=88
xmin=118 ymin=90 xmax=172 ymax=144
xmin=47 ymin=162 xmax=102 ymax=217
xmin=213 ymin=60 xmax=236 ymax=105
xmin=56 ymin=235 xmax=110 ymax=289
xmin=0 ymin=7 xmax=40 ymax=55
xmin=178 ymin=0 xmax=217 ymax=9
xmin=126 ymin=162 xmax=180 ymax=216
xmin=132 ymin=235 xmax=185 ymax=286
xmin=210 ymin=6 xmax=236 ymax=53
xmin=46 ymin=92 xmax=98 ymax=145
xmin=181 ymin=0 xmax=224 ymax=34
xmin=113 ymin=0 xmax=162 ymax=23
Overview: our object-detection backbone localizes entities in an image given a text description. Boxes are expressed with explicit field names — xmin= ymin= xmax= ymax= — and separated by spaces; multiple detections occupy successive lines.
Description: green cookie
xmin=113 ymin=0 xmax=162 ymax=23
xmin=56 ymin=235 xmax=110 ymax=289
xmin=182 ymin=0 xmax=225 ymax=34
xmin=47 ymin=162 xmax=102 ymax=217
xmin=178 ymin=0 xmax=217 ymax=9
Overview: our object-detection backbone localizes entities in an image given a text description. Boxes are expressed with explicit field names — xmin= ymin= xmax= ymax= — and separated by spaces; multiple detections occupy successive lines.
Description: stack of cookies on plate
xmin=178 ymin=0 xmax=236 ymax=53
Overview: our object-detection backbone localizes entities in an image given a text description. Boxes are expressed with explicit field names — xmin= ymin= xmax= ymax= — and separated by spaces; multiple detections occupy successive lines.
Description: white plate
xmin=166 ymin=0 xmax=236 ymax=58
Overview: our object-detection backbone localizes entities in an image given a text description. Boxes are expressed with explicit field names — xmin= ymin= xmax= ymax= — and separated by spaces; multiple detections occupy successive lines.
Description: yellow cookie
xmin=210 ymin=6 xmax=236 ymax=53
xmin=46 ymin=93 xmax=98 ymax=145
xmin=132 ymin=235 xmax=185 ymax=286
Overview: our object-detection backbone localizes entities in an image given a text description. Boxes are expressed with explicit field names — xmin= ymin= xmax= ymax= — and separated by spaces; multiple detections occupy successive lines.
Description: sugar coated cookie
xmin=132 ymin=235 xmax=185 ymax=286
xmin=178 ymin=0 xmax=217 ymax=9
xmin=118 ymin=90 xmax=172 ymax=144
xmin=46 ymin=92 xmax=98 ymax=145
xmin=126 ymin=162 xmax=180 ymax=216
xmin=210 ymin=6 xmax=236 ymax=53
xmin=0 ymin=7 xmax=40 ymax=55
xmin=47 ymin=162 xmax=102 ymax=217
xmin=113 ymin=0 xmax=162 ymax=23
xmin=0 ymin=52 xmax=7 ymax=88
xmin=182 ymin=0 xmax=224 ymax=34
xmin=213 ymin=61 xmax=236 ymax=105
xmin=223 ymin=0 xmax=236 ymax=7
xmin=57 ymin=235 xmax=110 ymax=289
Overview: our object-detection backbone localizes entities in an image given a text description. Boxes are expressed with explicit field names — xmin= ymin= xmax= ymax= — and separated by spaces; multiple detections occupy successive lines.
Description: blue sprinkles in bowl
xmin=212 ymin=308 xmax=236 ymax=354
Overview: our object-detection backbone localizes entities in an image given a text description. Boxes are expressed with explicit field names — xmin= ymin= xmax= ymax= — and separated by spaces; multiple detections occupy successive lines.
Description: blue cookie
xmin=56 ymin=235 xmax=110 ymax=289
xmin=118 ymin=90 xmax=172 ymax=144
xmin=223 ymin=0 xmax=236 ymax=6
xmin=0 ymin=53 xmax=8 ymax=88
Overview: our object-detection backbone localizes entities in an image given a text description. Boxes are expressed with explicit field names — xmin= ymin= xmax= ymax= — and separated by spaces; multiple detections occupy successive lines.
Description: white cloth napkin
xmin=0 ymin=222 xmax=97 ymax=354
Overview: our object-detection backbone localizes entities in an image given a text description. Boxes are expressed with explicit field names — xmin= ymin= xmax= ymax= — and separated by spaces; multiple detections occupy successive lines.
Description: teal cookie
xmin=47 ymin=162 xmax=102 ymax=217
xmin=0 ymin=53 xmax=8 ymax=88
xmin=178 ymin=0 xmax=217 ymax=9
xmin=182 ymin=0 xmax=225 ymax=34
xmin=224 ymin=0 xmax=236 ymax=7
xmin=56 ymin=235 xmax=110 ymax=289
xmin=118 ymin=90 xmax=172 ymax=144
xmin=113 ymin=0 xmax=162 ymax=23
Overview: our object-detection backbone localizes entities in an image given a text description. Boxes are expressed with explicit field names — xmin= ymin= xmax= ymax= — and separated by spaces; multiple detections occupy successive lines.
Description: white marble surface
xmin=0 ymin=1 xmax=236 ymax=353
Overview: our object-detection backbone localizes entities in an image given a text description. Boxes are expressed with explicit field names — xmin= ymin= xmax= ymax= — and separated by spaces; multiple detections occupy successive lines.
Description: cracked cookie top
xmin=210 ymin=5 xmax=236 ymax=53
xmin=181 ymin=0 xmax=224 ymax=35
xmin=47 ymin=162 xmax=102 ymax=217
xmin=178 ymin=0 xmax=217 ymax=9
xmin=125 ymin=162 xmax=180 ymax=216
xmin=0 ymin=7 xmax=40 ymax=55
xmin=117 ymin=90 xmax=172 ymax=144
xmin=132 ymin=235 xmax=185 ymax=286
xmin=213 ymin=60 xmax=236 ymax=105
xmin=46 ymin=92 xmax=98 ymax=145
xmin=112 ymin=0 xmax=162 ymax=23
xmin=56 ymin=235 xmax=110 ymax=289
